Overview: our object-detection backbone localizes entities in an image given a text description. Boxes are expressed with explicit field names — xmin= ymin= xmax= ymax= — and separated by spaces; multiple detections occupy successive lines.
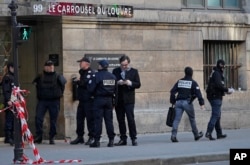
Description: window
xmin=207 ymin=0 xmax=221 ymax=7
xmin=203 ymin=41 xmax=241 ymax=89
xmin=225 ymin=0 xmax=239 ymax=7
xmin=184 ymin=0 xmax=204 ymax=7
xmin=183 ymin=0 xmax=241 ymax=9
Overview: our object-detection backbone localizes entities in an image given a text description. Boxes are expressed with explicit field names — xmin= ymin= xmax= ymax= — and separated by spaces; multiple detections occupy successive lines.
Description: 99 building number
xmin=33 ymin=4 xmax=43 ymax=13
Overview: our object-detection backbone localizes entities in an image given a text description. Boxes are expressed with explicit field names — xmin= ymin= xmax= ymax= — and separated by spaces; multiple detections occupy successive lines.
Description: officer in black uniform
xmin=70 ymin=57 xmax=95 ymax=145
xmin=205 ymin=59 xmax=234 ymax=140
xmin=88 ymin=59 xmax=116 ymax=148
xmin=170 ymin=66 xmax=205 ymax=142
xmin=1 ymin=62 xmax=15 ymax=145
xmin=33 ymin=60 xmax=67 ymax=144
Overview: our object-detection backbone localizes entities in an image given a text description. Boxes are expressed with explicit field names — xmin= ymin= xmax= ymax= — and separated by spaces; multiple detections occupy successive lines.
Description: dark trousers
xmin=115 ymin=103 xmax=137 ymax=140
xmin=35 ymin=99 xmax=60 ymax=138
xmin=76 ymin=100 xmax=94 ymax=137
xmin=4 ymin=103 xmax=14 ymax=136
xmin=93 ymin=97 xmax=115 ymax=141
xmin=207 ymin=99 xmax=223 ymax=135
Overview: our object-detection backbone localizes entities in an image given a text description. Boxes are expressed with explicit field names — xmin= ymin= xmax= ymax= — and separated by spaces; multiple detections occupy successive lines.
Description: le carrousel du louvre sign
xmin=32 ymin=1 xmax=133 ymax=18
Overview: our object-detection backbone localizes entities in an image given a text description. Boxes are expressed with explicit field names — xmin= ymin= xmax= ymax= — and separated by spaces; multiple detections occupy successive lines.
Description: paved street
xmin=0 ymin=128 xmax=249 ymax=165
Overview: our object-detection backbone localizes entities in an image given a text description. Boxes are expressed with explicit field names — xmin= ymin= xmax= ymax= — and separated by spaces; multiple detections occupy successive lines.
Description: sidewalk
xmin=0 ymin=128 xmax=249 ymax=165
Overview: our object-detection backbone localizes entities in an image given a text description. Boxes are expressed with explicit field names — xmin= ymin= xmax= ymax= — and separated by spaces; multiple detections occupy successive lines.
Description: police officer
xmin=88 ymin=60 xmax=116 ymax=148
xmin=1 ymin=62 xmax=14 ymax=145
xmin=205 ymin=59 xmax=234 ymax=140
xmin=170 ymin=66 xmax=205 ymax=142
xmin=33 ymin=60 xmax=67 ymax=144
xmin=70 ymin=57 xmax=95 ymax=145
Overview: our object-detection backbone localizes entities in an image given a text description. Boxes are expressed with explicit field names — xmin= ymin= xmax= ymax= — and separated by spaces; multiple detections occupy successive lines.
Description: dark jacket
xmin=76 ymin=68 xmax=95 ymax=101
xmin=112 ymin=67 xmax=141 ymax=104
xmin=1 ymin=72 xmax=14 ymax=103
xmin=206 ymin=67 xmax=229 ymax=100
xmin=170 ymin=75 xmax=204 ymax=106
xmin=88 ymin=69 xmax=116 ymax=97
xmin=33 ymin=71 xmax=67 ymax=100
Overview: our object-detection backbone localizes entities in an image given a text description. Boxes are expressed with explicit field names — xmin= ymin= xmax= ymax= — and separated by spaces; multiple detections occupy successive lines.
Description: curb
xmin=88 ymin=153 xmax=229 ymax=165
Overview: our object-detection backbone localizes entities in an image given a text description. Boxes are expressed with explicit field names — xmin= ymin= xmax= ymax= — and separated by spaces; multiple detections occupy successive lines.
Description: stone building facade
xmin=0 ymin=0 xmax=250 ymax=139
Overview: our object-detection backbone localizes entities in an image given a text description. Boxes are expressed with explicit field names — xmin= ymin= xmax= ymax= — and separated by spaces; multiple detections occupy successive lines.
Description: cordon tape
xmin=0 ymin=87 xmax=82 ymax=164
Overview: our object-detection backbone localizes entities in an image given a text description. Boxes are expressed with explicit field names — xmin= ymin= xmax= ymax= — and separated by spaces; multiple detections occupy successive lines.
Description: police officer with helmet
xmin=88 ymin=59 xmax=116 ymax=148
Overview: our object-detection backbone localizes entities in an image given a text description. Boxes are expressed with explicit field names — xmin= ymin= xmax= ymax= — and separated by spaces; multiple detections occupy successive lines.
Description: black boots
xmin=170 ymin=132 xmax=203 ymax=142
xmin=49 ymin=137 xmax=55 ymax=145
xmin=205 ymin=132 xmax=227 ymax=140
xmin=4 ymin=137 xmax=14 ymax=146
xmin=85 ymin=137 xmax=94 ymax=145
xmin=70 ymin=136 xmax=94 ymax=145
xmin=114 ymin=139 xmax=127 ymax=146
xmin=34 ymin=135 xmax=43 ymax=144
xmin=194 ymin=131 xmax=204 ymax=141
xmin=4 ymin=132 xmax=14 ymax=146
xmin=89 ymin=140 xmax=100 ymax=148
xmin=171 ymin=136 xmax=178 ymax=143
xmin=205 ymin=132 xmax=216 ymax=140
xmin=132 ymin=139 xmax=138 ymax=146
xmin=70 ymin=136 xmax=84 ymax=145
xmin=114 ymin=139 xmax=137 ymax=146
xmin=89 ymin=139 xmax=114 ymax=148
xmin=107 ymin=139 xmax=114 ymax=147
xmin=217 ymin=134 xmax=227 ymax=139
xmin=34 ymin=135 xmax=55 ymax=144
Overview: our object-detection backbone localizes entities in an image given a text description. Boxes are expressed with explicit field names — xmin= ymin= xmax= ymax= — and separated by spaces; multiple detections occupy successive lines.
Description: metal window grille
xmin=203 ymin=41 xmax=241 ymax=89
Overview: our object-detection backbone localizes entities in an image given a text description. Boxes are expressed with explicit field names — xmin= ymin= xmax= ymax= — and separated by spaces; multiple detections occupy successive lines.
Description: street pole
xmin=8 ymin=0 xmax=23 ymax=162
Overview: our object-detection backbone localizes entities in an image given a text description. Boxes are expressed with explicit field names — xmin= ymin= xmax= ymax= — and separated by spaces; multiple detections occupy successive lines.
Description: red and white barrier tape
xmin=1 ymin=87 xmax=82 ymax=164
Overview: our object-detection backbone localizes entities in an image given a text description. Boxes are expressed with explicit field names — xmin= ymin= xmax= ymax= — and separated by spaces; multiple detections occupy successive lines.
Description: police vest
xmin=37 ymin=73 xmax=63 ymax=100
xmin=176 ymin=79 xmax=193 ymax=100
